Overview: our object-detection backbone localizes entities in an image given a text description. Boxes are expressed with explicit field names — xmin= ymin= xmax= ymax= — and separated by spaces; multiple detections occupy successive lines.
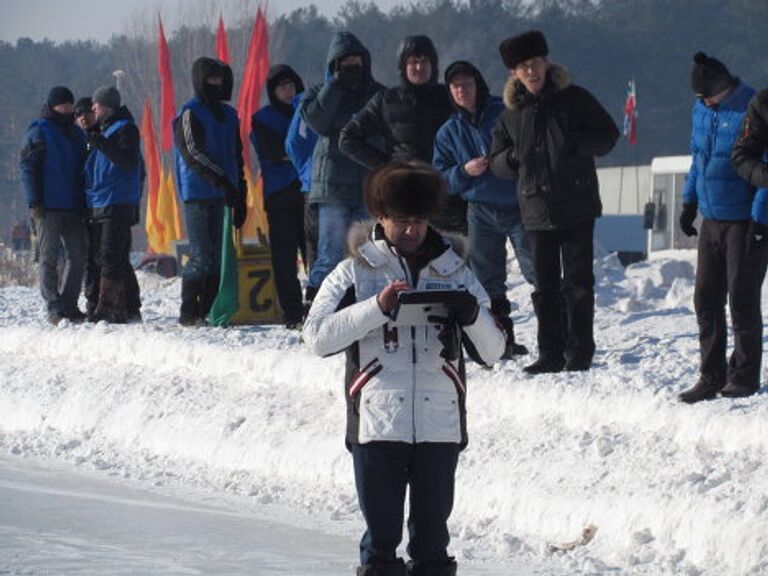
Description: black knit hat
xmin=499 ymin=30 xmax=549 ymax=69
xmin=74 ymin=97 xmax=92 ymax=117
xmin=47 ymin=86 xmax=74 ymax=108
xmin=691 ymin=52 xmax=733 ymax=98
xmin=364 ymin=161 xmax=444 ymax=219
xmin=92 ymin=85 xmax=121 ymax=109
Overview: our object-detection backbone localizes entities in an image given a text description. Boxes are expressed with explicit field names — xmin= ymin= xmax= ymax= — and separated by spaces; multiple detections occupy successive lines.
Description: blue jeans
xmin=308 ymin=202 xmax=368 ymax=288
xmin=351 ymin=442 xmax=459 ymax=566
xmin=467 ymin=202 xmax=535 ymax=300
xmin=183 ymin=200 xmax=224 ymax=282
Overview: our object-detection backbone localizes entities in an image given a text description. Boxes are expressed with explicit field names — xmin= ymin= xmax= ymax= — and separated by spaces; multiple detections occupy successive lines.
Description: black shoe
xmin=720 ymin=382 xmax=758 ymax=398
xmin=63 ymin=308 xmax=87 ymax=323
xmin=126 ymin=310 xmax=142 ymax=323
xmin=678 ymin=378 xmax=723 ymax=404
xmin=46 ymin=310 xmax=65 ymax=326
xmin=524 ymin=356 xmax=565 ymax=374
xmin=565 ymin=357 xmax=592 ymax=372
xmin=502 ymin=341 xmax=529 ymax=359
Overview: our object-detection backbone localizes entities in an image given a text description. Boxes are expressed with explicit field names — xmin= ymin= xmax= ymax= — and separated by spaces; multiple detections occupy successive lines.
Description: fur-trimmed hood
xmin=502 ymin=62 xmax=570 ymax=109
xmin=347 ymin=220 xmax=468 ymax=265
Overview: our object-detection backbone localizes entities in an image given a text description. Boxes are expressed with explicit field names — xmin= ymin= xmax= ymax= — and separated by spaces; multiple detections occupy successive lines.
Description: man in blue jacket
xmin=84 ymin=85 xmax=143 ymax=323
xmin=174 ymin=57 xmax=247 ymax=326
xmin=678 ymin=52 xmax=765 ymax=403
xmin=434 ymin=60 xmax=535 ymax=358
xmin=251 ymin=65 xmax=305 ymax=328
xmin=20 ymin=86 xmax=88 ymax=324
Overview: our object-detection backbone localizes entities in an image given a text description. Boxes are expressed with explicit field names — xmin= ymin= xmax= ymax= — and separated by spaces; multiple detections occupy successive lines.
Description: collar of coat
xmin=502 ymin=62 xmax=571 ymax=110
xmin=347 ymin=220 xmax=467 ymax=277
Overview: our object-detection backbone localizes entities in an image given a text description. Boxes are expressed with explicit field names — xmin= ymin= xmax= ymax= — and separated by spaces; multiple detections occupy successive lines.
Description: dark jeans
xmin=265 ymin=187 xmax=305 ymax=324
xmin=351 ymin=442 xmax=459 ymax=566
xmin=182 ymin=200 xmax=224 ymax=282
xmin=695 ymin=219 xmax=768 ymax=388
xmin=468 ymin=202 xmax=536 ymax=297
xmin=528 ymin=220 xmax=595 ymax=363
xmin=304 ymin=198 xmax=318 ymax=276
xmin=35 ymin=211 xmax=87 ymax=313
xmin=84 ymin=218 xmax=140 ymax=315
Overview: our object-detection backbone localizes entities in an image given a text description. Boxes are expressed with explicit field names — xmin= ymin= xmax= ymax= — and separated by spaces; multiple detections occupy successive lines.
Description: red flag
xmin=157 ymin=15 xmax=176 ymax=152
xmin=237 ymin=6 xmax=270 ymax=171
xmin=215 ymin=15 xmax=230 ymax=64
xmin=139 ymin=99 xmax=165 ymax=253
xmin=623 ymin=79 xmax=637 ymax=145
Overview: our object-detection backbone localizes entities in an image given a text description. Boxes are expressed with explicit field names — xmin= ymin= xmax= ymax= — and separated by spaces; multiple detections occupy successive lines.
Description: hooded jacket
xmin=489 ymin=64 xmax=619 ymax=231
xmin=300 ymin=32 xmax=384 ymax=205
xmin=683 ymin=80 xmax=758 ymax=221
xmin=84 ymin=105 xmax=142 ymax=217
xmin=20 ymin=104 xmax=87 ymax=211
xmin=433 ymin=62 xmax=518 ymax=208
xmin=303 ymin=221 xmax=505 ymax=448
xmin=286 ymin=92 xmax=318 ymax=193
xmin=174 ymin=57 xmax=245 ymax=204
xmin=250 ymin=65 xmax=305 ymax=198
xmin=732 ymin=88 xmax=768 ymax=224
xmin=338 ymin=36 xmax=465 ymax=232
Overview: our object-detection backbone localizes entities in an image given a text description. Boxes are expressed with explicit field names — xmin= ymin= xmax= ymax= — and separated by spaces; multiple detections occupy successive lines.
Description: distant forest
xmin=2 ymin=0 xmax=767 ymax=237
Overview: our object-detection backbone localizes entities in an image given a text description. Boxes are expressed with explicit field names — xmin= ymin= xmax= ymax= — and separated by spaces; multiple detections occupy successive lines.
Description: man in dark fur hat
xmin=304 ymin=161 xmax=505 ymax=576
xmin=490 ymin=30 xmax=619 ymax=374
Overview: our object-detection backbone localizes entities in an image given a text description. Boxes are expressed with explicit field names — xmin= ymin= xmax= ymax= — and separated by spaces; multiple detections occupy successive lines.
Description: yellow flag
xmin=241 ymin=165 xmax=269 ymax=243
xmin=156 ymin=164 xmax=183 ymax=254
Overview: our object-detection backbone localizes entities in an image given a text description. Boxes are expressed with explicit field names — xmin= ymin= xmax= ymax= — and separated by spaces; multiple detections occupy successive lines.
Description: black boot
xmin=199 ymin=275 xmax=220 ymax=320
xmin=179 ymin=278 xmax=203 ymax=326
xmin=523 ymin=355 xmax=565 ymax=375
xmin=678 ymin=375 xmax=724 ymax=404
xmin=406 ymin=558 xmax=457 ymax=576
xmin=491 ymin=298 xmax=528 ymax=358
xmin=357 ymin=560 xmax=407 ymax=576
xmin=719 ymin=381 xmax=758 ymax=399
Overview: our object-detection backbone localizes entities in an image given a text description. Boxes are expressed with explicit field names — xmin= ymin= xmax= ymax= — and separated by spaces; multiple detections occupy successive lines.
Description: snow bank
xmin=1 ymin=250 xmax=767 ymax=575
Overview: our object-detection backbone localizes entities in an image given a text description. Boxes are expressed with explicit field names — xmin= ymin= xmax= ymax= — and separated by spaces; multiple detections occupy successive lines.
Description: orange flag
xmin=157 ymin=14 xmax=176 ymax=152
xmin=215 ymin=15 xmax=230 ymax=64
xmin=156 ymin=166 xmax=184 ymax=253
xmin=139 ymin=99 xmax=166 ymax=254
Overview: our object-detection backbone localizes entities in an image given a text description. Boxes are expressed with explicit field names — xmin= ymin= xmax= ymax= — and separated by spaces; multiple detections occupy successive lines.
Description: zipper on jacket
xmin=395 ymin=253 xmax=418 ymax=442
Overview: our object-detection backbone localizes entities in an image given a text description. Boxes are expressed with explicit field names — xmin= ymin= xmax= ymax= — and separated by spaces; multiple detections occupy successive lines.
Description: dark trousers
xmin=303 ymin=198 xmax=318 ymax=276
xmin=266 ymin=187 xmax=305 ymax=324
xmin=84 ymin=219 xmax=140 ymax=315
xmin=35 ymin=211 xmax=87 ymax=314
xmin=528 ymin=220 xmax=595 ymax=362
xmin=695 ymin=219 xmax=768 ymax=388
xmin=182 ymin=200 xmax=224 ymax=282
xmin=351 ymin=442 xmax=459 ymax=567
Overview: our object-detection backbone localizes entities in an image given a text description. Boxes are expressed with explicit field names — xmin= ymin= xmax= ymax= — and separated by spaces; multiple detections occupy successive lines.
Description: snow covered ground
xmin=1 ymin=249 xmax=767 ymax=575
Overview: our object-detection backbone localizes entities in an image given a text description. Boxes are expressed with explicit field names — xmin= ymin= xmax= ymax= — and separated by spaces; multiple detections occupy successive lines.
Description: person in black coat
xmin=339 ymin=35 xmax=466 ymax=233
xmin=490 ymin=30 xmax=619 ymax=374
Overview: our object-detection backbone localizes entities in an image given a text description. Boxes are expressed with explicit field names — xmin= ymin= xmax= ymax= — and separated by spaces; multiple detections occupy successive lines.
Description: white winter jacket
xmin=303 ymin=223 xmax=506 ymax=447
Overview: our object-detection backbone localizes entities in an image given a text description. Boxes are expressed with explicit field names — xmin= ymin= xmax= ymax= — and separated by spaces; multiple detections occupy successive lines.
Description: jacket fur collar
xmin=502 ymin=63 xmax=571 ymax=109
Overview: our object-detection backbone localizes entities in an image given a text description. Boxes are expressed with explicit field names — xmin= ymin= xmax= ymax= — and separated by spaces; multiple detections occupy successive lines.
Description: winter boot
xmin=179 ymin=278 xmax=203 ymax=326
xmin=491 ymin=298 xmax=528 ymax=358
xmin=93 ymin=277 xmax=127 ymax=324
xmin=198 ymin=275 xmax=220 ymax=321
xmin=719 ymin=381 xmax=758 ymax=399
xmin=678 ymin=374 xmax=724 ymax=404
xmin=523 ymin=355 xmax=565 ymax=375
xmin=406 ymin=558 xmax=457 ymax=576
xmin=357 ymin=560 xmax=407 ymax=576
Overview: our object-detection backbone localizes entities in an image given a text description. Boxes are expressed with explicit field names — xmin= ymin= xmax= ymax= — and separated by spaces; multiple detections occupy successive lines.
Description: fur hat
xmin=47 ymin=86 xmax=74 ymax=108
xmin=691 ymin=52 xmax=733 ymax=98
xmin=92 ymin=85 xmax=121 ymax=109
xmin=499 ymin=30 xmax=549 ymax=69
xmin=364 ymin=161 xmax=444 ymax=219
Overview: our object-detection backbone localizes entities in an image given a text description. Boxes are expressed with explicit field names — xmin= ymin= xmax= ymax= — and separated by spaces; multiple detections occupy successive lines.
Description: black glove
xmin=87 ymin=131 xmax=105 ymax=151
xmin=232 ymin=197 xmax=247 ymax=229
xmin=747 ymin=220 xmax=767 ymax=254
xmin=336 ymin=64 xmax=364 ymax=89
xmin=679 ymin=203 xmax=698 ymax=237
xmin=427 ymin=292 xmax=480 ymax=361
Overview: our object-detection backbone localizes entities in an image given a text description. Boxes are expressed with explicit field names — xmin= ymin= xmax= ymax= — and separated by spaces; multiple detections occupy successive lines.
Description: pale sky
xmin=1 ymin=0 xmax=409 ymax=45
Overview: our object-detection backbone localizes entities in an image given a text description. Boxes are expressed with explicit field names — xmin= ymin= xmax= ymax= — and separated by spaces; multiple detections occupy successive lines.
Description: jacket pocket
xmin=418 ymin=388 xmax=461 ymax=443
xmin=359 ymin=389 xmax=410 ymax=441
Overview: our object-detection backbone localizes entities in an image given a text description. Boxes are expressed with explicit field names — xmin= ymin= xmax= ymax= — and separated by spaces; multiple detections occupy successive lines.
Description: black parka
xmin=299 ymin=32 xmax=384 ymax=206
xmin=489 ymin=64 xmax=619 ymax=231
xmin=732 ymin=88 xmax=768 ymax=190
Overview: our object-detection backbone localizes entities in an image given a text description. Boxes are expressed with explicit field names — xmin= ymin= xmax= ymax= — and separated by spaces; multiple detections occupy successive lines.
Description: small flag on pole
xmin=623 ymin=79 xmax=637 ymax=145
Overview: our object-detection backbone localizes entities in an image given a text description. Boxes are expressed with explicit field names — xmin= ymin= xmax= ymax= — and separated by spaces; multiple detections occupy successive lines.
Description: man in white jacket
xmin=303 ymin=161 xmax=505 ymax=576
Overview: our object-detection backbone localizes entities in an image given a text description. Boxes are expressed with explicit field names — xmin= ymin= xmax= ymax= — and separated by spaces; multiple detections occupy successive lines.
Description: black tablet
xmin=390 ymin=289 xmax=470 ymax=326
